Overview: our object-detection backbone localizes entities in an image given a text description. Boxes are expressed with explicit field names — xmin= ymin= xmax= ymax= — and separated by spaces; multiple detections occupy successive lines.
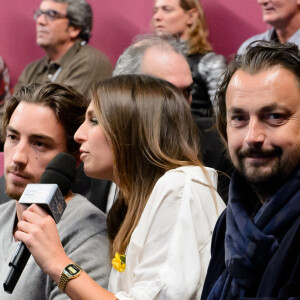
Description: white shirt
xmin=108 ymin=166 xmax=226 ymax=299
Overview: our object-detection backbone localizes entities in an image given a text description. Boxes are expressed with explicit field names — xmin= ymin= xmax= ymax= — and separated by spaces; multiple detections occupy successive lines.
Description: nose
xmin=153 ymin=8 xmax=163 ymax=21
xmin=244 ymin=118 xmax=266 ymax=148
xmin=36 ymin=12 xmax=48 ymax=25
xmin=257 ymin=0 xmax=268 ymax=5
xmin=74 ymin=122 xmax=87 ymax=144
xmin=12 ymin=140 xmax=29 ymax=168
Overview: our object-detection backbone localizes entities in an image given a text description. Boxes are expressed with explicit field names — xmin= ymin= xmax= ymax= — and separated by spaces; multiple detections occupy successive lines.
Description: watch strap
xmin=58 ymin=263 xmax=82 ymax=292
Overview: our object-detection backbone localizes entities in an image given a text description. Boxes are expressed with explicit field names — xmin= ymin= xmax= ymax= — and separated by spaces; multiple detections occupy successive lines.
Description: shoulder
xmin=237 ymin=29 xmax=272 ymax=54
xmin=151 ymin=166 xmax=225 ymax=214
xmin=158 ymin=165 xmax=218 ymax=189
xmin=198 ymin=52 xmax=227 ymax=77
xmin=0 ymin=200 xmax=15 ymax=217
xmin=202 ymin=52 xmax=226 ymax=63
xmin=58 ymin=194 xmax=107 ymax=239
xmin=77 ymin=44 xmax=112 ymax=65
xmin=23 ymin=56 xmax=46 ymax=70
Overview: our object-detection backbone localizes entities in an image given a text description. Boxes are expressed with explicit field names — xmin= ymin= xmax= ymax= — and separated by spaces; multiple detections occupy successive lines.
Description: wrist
xmin=58 ymin=263 xmax=82 ymax=292
xmin=48 ymin=257 xmax=73 ymax=284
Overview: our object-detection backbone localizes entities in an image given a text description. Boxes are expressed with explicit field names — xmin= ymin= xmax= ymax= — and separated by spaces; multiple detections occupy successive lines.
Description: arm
xmin=15 ymin=204 xmax=116 ymax=300
xmin=199 ymin=52 xmax=227 ymax=106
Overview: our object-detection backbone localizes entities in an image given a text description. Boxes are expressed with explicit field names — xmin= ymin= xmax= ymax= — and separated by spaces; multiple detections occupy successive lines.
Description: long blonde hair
xmin=180 ymin=0 xmax=212 ymax=55
xmin=92 ymin=74 xmax=214 ymax=256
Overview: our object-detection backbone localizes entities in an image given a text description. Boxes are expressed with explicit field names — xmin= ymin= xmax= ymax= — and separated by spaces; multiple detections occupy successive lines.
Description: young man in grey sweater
xmin=0 ymin=82 xmax=110 ymax=300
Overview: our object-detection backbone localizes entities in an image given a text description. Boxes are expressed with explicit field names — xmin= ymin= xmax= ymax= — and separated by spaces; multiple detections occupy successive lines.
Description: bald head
xmin=114 ymin=35 xmax=193 ymax=104
xmin=140 ymin=46 xmax=193 ymax=103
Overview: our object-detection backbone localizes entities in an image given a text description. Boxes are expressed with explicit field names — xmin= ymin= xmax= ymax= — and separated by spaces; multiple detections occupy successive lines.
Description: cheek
xmin=227 ymin=128 xmax=244 ymax=154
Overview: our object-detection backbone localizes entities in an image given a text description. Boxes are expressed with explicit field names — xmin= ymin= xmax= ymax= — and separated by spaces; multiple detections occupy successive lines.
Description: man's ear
xmin=186 ymin=8 xmax=198 ymax=26
xmin=68 ymin=26 xmax=82 ymax=40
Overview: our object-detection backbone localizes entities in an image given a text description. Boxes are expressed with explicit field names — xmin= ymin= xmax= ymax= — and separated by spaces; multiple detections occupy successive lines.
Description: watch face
xmin=66 ymin=264 xmax=80 ymax=275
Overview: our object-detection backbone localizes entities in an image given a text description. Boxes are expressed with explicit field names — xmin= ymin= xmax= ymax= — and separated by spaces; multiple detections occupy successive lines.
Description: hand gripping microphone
xmin=3 ymin=152 xmax=77 ymax=294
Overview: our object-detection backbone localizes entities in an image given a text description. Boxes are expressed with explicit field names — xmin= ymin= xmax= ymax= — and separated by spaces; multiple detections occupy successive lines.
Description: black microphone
xmin=3 ymin=152 xmax=76 ymax=294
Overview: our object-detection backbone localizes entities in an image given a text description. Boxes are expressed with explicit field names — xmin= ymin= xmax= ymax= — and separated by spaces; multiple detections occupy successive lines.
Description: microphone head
xmin=40 ymin=152 xmax=77 ymax=196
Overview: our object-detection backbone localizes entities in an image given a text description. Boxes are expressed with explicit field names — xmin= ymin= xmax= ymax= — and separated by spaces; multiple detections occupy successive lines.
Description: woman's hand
xmin=15 ymin=204 xmax=72 ymax=282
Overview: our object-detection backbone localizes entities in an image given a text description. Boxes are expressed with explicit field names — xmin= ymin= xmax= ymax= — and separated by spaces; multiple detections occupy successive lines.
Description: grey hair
xmin=49 ymin=0 xmax=92 ymax=42
xmin=113 ymin=34 xmax=186 ymax=76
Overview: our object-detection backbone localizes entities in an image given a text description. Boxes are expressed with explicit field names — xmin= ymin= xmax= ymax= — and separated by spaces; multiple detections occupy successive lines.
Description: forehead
xmin=40 ymin=0 xmax=68 ymax=12
xmin=155 ymin=0 xmax=181 ymax=7
xmin=141 ymin=46 xmax=193 ymax=89
xmin=226 ymin=67 xmax=300 ymax=113
xmin=8 ymin=102 xmax=67 ymax=142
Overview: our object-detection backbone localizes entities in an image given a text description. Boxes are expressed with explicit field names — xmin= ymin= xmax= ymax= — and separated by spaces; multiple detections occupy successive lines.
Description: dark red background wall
xmin=0 ymin=0 xmax=267 ymax=86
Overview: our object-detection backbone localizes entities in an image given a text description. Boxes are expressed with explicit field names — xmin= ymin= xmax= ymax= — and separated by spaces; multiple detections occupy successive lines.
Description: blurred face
xmin=35 ymin=0 xmax=78 ymax=50
xmin=153 ymin=0 xmax=195 ymax=40
xmin=226 ymin=67 xmax=300 ymax=193
xmin=4 ymin=102 xmax=67 ymax=200
xmin=74 ymin=102 xmax=114 ymax=181
xmin=257 ymin=0 xmax=300 ymax=27
xmin=141 ymin=46 xmax=193 ymax=104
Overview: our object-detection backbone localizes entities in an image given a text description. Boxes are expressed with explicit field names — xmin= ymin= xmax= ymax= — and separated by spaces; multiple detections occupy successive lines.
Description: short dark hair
xmin=215 ymin=41 xmax=300 ymax=142
xmin=50 ymin=0 xmax=93 ymax=43
xmin=4 ymin=82 xmax=88 ymax=155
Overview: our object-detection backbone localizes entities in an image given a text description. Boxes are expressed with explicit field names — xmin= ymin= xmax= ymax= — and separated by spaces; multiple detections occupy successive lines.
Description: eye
xmin=229 ymin=114 xmax=248 ymax=127
xmin=6 ymin=133 xmax=17 ymax=141
xmin=90 ymin=117 xmax=98 ymax=126
xmin=47 ymin=10 xmax=58 ymax=19
xmin=162 ymin=5 xmax=174 ymax=12
xmin=265 ymin=113 xmax=286 ymax=125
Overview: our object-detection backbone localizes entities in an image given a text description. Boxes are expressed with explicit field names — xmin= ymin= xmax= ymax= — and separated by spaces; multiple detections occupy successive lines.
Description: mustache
xmin=237 ymin=146 xmax=282 ymax=159
xmin=7 ymin=165 xmax=34 ymax=179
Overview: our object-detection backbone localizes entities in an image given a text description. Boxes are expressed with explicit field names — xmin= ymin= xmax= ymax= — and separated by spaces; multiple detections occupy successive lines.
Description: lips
xmin=79 ymin=149 xmax=89 ymax=160
xmin=7 ymin=171 xmax=31 ymax=184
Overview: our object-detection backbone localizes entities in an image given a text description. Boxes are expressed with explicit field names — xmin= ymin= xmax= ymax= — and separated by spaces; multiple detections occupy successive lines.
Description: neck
xmin=45 ymin=41 xmax=75 ymax=61
xmin=274 ymin=14 xmax=300 ymax=43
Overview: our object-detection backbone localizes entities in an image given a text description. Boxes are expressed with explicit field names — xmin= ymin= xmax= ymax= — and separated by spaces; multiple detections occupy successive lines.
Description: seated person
xmin=238 ymin=0 xmax=300 ymax=54
xmin=0 ymin=82 xmax=110 ymax=300
xmin=202 ymin=42 xmax=300 ymax=299
xmin=14 ymin=0 xmax=112 ymax=95
xmin=152 ymin=0 xmax=227 ymax=117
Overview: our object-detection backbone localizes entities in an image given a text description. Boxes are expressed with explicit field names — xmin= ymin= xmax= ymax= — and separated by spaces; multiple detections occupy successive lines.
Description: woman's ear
xmin=186 ymin=8 xmax=198 ymax=26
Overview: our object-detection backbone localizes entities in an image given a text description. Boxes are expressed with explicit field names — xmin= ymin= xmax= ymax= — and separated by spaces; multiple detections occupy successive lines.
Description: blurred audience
xmin=152 ymin=0 xmax=227 ymax=117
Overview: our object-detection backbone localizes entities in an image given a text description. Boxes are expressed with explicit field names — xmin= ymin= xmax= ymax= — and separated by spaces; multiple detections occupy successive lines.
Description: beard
xmin=233 ymin=145 xmax=296 ymax=200
xmin=5 ymin=165 xmax=35 ymax=200
xmin=236 ymin=146 xmax=283 ymax=184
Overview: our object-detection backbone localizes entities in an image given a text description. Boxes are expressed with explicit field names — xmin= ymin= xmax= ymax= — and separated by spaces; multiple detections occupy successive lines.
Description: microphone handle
xmin=3 ymin=241 xmax=31 ymax=294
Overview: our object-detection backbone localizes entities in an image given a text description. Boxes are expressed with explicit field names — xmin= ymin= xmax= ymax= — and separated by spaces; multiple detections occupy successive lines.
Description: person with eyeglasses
xmin=14 ymin=0 xmax=113 ymax=96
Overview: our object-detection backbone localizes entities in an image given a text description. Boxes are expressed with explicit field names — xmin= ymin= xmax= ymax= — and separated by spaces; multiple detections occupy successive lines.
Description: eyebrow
xmin=6 ymin=126 xmax=57 ymax=144
xmin=227 ymin=103 xmax=291 ymax=115
xmin=86 ymin=109 xmax=95 ymax=118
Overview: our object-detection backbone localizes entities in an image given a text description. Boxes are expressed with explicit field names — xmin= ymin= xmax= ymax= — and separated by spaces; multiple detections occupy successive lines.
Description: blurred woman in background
xmin=153 ymin=0 xmax=227 ymax=117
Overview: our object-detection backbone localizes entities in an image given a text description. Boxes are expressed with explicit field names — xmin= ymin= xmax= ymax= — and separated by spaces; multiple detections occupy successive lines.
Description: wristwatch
xmin=58 ymin=263 xmax=82 ymax=292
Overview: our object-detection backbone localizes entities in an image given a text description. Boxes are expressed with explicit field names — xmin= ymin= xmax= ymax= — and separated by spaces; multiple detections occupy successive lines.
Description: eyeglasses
xmin=33 ymin=9 xmax=68 ymax=21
